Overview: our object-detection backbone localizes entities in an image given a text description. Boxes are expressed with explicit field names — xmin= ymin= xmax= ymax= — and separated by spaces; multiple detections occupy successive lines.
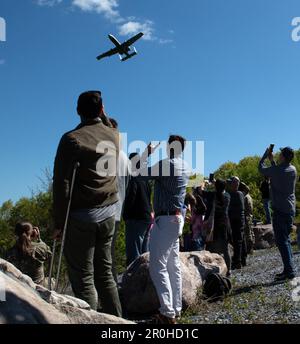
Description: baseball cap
xmin=280 ymin=147 xmax=294 ymax=161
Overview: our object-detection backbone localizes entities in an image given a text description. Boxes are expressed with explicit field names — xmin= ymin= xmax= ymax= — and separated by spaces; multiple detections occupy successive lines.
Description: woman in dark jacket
xmin=206 ymin=179 xmax=232 ymax=275
xmin=190 ymin=187 xmax=207 ymax=250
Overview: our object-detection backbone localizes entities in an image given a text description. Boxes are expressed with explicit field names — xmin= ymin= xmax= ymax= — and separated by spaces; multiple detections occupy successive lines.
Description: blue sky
xmin=0 ymin=0 xmax=300 ymax=204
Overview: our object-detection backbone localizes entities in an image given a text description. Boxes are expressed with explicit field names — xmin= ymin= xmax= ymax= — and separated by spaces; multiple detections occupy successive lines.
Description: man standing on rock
xmin=135 ymin=135 xmax=190 ymax=324
xmin=259 ymin=146 xmax=297 ymax=281
xmin=52 ymin=91 xmax=122 ymax=317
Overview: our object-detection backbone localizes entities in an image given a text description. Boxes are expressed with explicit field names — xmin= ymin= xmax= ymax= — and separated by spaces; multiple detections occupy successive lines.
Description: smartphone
xmin=209 ymin=173 xmax=215 ymax=183
xmin=269 ymin=144 xmax=275 ymax=152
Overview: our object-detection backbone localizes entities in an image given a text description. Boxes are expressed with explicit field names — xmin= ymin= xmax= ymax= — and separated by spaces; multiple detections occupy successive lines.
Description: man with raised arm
xmin=258 ymin=146 xmax=297 ymax=281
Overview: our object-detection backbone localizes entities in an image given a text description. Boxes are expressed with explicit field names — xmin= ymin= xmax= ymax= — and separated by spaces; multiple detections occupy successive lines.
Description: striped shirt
xmin=138 ymin=156 xmax=191 ymax=215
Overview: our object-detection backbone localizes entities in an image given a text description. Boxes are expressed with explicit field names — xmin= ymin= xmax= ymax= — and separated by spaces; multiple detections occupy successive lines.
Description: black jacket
xmin=228 ymin=191 xmax=245 ymax=221
xmin=123 ymin=177 xmax=152 ymax=221
xmin=260 ymin=181 xmax=270 ymax=199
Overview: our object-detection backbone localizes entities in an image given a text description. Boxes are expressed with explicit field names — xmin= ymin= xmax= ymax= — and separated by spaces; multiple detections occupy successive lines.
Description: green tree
xmin=0 ymin=200 xmax=14 ymax=256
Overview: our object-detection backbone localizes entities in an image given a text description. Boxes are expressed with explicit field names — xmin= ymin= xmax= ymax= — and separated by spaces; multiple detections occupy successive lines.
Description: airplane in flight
xmin=96 ymin=32 xmax=144 ymax=62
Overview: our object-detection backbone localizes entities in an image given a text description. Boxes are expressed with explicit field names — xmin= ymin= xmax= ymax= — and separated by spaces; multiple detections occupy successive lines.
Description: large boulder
xmin=253 ymin=224 xmax=276 ymax=250
xmin=253 ymin=224 xmax=298 ymax=250
xmin=0 ymin=259 xmax=134 ymax=324
xmin=120 ymin=251 xmax=227 ymax=315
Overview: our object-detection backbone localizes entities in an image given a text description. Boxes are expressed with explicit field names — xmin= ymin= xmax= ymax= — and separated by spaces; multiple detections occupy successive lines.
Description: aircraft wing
xmin=96 ymin=47 xmax=120 ymax=60
xmin=121 ymin=32 xmax=144 ymax=48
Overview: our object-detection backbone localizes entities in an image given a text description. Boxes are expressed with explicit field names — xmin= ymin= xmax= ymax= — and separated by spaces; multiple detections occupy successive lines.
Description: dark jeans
xmin=64 ymin=216 xmax=122 ymax=317
xmin=230 ymin=218 xmax=246 ymax=267
xmin=125 ymin=219 xmax=152 ymax=266
xmin=191 ymin=237 xmax=205 ymax=251
xmin=111 ymin=220 xmax=120 ymax=283
xmin=263 ymin=199 xmax=272 ymax=224
xmin=241 ymin=234 xmax=248 ymax=265
xmin=272 ymin=211 xmax=295 ymax=276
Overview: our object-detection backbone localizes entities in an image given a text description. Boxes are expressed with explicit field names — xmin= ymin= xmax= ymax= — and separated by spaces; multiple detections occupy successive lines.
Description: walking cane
xmin=48 ymin=240 xmax=57 ymax=290
xmin=48 ymin=162 xmax=80 ymax=291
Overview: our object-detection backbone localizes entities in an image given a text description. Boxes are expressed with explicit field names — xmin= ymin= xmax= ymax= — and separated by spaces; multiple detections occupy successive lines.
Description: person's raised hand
xmin=33 ymin=227 xmax=41 ymax=241
xmin=147 ymin=142 xmax=160 ymax=156
xmin=99 ymin=105 xmax=113 ymax=127
xmin=268 ymin=150 xmax=274 ymax=162
xmin=263 ymin=148 xmax=269 ymax=159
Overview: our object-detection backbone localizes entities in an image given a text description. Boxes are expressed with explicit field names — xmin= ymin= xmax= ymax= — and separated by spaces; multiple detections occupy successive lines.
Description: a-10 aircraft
xmin=96 ymin=32 xmax=144 ymax=62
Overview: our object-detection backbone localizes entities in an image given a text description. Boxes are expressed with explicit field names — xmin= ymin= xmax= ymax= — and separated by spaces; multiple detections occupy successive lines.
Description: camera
xmin=31 ymin=227 xmax=39 ymax=241
xmin=269 ymin=143 xmax=275 ymax=152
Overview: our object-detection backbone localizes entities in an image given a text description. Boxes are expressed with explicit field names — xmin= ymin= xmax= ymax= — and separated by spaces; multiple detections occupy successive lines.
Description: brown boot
xmin=153 ymin=313 xmax=177 ymax=324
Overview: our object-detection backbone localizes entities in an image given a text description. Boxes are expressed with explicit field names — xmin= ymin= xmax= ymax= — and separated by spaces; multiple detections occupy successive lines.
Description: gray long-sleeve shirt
xmin=258 ymin=155 xmax=297 ymax=215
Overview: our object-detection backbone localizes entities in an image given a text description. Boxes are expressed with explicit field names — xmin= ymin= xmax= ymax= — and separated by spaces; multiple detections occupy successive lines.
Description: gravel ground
xmin=183 ymin=245 xmax=300 ymax=324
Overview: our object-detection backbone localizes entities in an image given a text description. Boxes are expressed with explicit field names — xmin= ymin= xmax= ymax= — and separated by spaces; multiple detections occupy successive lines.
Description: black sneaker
xmin=275 ymin=271 xmax=286 ymax=278
xmin=274 ymin=273 xmax=295 ymax=281
xmin=231 ymin=263 xmax=242 ymax=270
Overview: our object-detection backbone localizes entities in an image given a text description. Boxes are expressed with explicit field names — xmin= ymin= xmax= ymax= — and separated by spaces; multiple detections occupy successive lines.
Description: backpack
xmin=203 ymin=272 xmax=232 ymax=302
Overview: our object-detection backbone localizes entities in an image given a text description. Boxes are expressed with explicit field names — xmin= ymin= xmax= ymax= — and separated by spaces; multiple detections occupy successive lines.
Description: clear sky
xmin=0 ymin=0 xmax=300 ymax=204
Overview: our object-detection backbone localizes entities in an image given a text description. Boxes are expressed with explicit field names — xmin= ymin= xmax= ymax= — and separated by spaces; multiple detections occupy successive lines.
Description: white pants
xmin=149 ymin=215 xmax=184 ymax=318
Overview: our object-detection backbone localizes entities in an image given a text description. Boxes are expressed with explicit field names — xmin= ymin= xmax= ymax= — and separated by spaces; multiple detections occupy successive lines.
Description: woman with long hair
xmin=6 ymin=222 xmax=52 ymax=285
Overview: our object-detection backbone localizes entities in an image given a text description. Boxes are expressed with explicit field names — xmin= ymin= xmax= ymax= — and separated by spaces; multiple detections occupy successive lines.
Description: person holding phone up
xmin=6 ymin=222 xmax=52 ymax=285
xmin=258 ymin=145 xmax=297 ymax=281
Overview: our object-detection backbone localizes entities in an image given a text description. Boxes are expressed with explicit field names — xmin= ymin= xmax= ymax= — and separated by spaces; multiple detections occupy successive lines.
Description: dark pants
xmin=111 ymin=220 xmax=120 ymax=283
xmin=125 ymin=219 xmax=152 ymax=266
xmin=191 ymin=237 xmax=205 ymax=251
xmin=241 ymin=234 xmax=248 ymax=265
xmin=230 ymin=218 xmax=246 ymax=267
xmin=263 ymin=199 xmax=272 ymax=224
xmin=272 ymin=211 xmax=295 ymax=276
xmin=64 ymin=216 xmax=122 ymax=317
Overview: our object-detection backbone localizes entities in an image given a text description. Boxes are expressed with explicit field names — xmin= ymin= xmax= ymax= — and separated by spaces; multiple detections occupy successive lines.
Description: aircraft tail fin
xmin=120 ymin=47 xmax=137 ymax=62
xmin=121 ymin=52 xmax=137 ymax=62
